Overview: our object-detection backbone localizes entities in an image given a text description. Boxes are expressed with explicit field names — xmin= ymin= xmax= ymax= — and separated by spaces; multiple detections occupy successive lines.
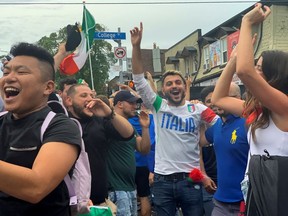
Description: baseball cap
xmin=113 ymin=91 xmax=142 ymax=106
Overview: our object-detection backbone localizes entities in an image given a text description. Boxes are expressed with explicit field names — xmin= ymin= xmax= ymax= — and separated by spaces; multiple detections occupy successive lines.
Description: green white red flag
xmin=60 ymin=5 xmax=95 ymax=75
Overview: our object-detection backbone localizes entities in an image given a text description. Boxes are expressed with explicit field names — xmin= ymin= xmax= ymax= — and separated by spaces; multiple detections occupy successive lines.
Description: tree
xmin=37 ymin=23 xmax=116 ymax=95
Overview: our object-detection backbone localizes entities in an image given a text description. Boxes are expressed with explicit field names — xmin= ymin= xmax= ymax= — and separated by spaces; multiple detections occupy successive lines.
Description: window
xmin=220 ymin=37 xmax=227 ymax=64
xmin=203 ymin=46 xmax=210 ymax=70
xmin=192 ymin=55 xmax=198 ymax=73
xmin=174 ymin=63 xmax=179 ymax=71
xmin=185 ymin=58 xmax=190 ymax=75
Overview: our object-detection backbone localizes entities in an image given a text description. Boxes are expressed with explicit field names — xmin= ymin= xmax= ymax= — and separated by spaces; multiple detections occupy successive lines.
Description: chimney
xmin=152 ymin=43 xmax=161 ymax=73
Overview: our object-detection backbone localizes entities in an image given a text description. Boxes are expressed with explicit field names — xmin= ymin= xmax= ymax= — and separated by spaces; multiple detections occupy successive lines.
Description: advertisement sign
xmin=227 ymin=30 xmax=240 ymax=60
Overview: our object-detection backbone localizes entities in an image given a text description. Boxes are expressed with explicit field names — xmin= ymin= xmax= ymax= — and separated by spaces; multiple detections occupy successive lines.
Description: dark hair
xmin=244 ymin=50 xmax=288 ymax=141
xmin=9 ymin=42 xmax=55 ymax=81
xmin=66 ymin=84 xmax=79 ymax=97
xmin=59 ymin=77 xmax=77 ymax=92
xmin=200 ymin=86 xmax=215 ymax=103
xmin=261 ymin=50 xmax=288 ymax=95
xmin=66 ymin=83 xmax=90 ymax=97
xmin=161 ymin=70 xmax=186 ymax=87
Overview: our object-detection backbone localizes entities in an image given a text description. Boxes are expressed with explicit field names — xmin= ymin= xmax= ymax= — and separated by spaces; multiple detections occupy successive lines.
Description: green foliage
xmin=37 ymin=23 xmax=116 ymax=95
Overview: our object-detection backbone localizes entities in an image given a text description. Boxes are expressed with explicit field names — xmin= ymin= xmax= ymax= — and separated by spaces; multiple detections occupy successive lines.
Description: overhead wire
xmin=0 ymin=1 xmax=288 ymax=5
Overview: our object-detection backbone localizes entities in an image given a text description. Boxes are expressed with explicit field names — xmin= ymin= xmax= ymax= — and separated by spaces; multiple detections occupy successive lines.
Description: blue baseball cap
xmin=113 ymin=91 xmax=142 ymax=106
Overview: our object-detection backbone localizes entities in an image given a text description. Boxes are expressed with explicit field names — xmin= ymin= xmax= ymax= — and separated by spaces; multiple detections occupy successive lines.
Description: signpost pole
xmin=93 ymin=29 xmax=126 ymax=86
xmin=114 ymin=27 xmax=123 ymax=84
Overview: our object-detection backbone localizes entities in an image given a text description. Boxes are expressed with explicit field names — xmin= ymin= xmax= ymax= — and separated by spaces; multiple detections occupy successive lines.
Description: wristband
xmin=105 ymin=108 xmax=116 ymax=120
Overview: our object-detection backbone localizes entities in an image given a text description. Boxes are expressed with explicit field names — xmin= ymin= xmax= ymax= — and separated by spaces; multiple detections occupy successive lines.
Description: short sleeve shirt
xmin=0 ymin=106 xmax=81 ymax=216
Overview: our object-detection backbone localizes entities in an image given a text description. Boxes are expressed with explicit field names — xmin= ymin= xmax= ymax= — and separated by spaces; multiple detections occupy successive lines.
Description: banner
xmin=209 ymin=41 xmax=221 ymax=67
xmin=227 ymin=30 xmax=240 ymax=61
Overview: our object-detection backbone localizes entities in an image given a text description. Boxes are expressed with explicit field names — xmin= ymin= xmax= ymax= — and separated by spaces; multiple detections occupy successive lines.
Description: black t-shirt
xmin=202 ymin=145 xmax=217 ymax=184
xmin=0 ymin=106 xmax=81 ymax=216
xmin=76 ymin=116 xmax=131 ymax=205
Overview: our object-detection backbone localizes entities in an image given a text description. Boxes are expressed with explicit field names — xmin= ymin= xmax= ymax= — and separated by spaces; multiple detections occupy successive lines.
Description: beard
xmin=164 ymin=92 xmax=185 ymax=106
xmin=217 ymin=110 xmax=229 ymax=118
xmin=123 ymin=109 xmax=136 ymax=119
xmin=72 ymin=102 xmax=92 ymax=120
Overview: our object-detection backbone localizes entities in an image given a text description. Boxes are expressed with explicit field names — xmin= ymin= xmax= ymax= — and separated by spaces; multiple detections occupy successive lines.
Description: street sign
xmin=114 ymin=47 xmax=127 ymax=60
xmin=94 ymin=32 xmax=126 ymax=40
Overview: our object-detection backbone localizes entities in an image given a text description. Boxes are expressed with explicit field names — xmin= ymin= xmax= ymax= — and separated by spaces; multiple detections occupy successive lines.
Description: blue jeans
xmin=202 ymin=187 xmax=214 ymax=216
xmin=153 ymin=173 xmax=203 ymax=216
xmin=108 ymin=190 xmax=137 ymax=216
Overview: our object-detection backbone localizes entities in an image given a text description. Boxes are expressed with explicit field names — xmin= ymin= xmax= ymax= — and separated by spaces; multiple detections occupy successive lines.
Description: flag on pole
xmin=60 ymin=5 xmax=95 ymax=75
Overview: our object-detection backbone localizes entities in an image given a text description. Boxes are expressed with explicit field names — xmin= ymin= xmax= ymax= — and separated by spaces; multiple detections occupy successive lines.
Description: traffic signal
xmin=128 ymin=80 xmax=135 ymax=90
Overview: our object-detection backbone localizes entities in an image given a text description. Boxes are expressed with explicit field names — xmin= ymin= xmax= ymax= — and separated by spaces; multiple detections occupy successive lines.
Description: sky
xmin=0 ymin=0 xmax=255 ymax=77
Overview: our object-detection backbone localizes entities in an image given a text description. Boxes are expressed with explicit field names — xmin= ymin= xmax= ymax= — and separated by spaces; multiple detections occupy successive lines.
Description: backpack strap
xmin=0 ymin=111 xmax=8 ymax=117
xmin=40 ymin=111 xmax=79 ymax=206
xmin=64 ymin=175 xmax=78 ymax=205
xmin=70 ymin=118 xmax=85 ymax=150
xmin=0 ymin=111 xmax=55 ymax=142
xmin=40 ymin=111 xmax=56 ymax=142
xmin=41 ymin=108 xmax=89 ymax=208
xmin=47 ymin=100 xmax=69 ymax=116
xmin=64 ymin=117 xmax=86 ymax=206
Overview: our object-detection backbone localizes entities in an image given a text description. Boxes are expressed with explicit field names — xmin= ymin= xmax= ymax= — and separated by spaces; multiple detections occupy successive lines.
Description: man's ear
xmin=116 ymin=101 xmax=124 ymax=109
xmin=65 ymin=96 xmax=73 ymax=107
xmin=44 ymin=80 xmax=55 ymax=96
xmin=161 ymin=87 xmax=165 ymax=97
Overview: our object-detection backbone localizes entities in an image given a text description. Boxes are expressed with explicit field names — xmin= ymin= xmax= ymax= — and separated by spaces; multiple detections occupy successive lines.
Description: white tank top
xmin=248 ymin=116 xmax=288 ymax=156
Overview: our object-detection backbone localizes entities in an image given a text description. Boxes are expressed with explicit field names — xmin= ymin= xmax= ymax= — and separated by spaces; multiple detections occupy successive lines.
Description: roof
xmin=141 ymin=48 xmax=167 ymax=75
xmin=166 ymin=56 xmax=179 ymax=64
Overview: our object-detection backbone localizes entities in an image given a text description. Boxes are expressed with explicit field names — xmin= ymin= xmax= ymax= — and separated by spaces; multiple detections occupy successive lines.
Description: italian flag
xmin=60 ymin=5 xmax=95 ymax=75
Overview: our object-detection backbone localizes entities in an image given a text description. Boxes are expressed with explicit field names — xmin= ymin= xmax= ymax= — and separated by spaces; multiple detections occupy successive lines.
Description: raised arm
xmin=211 ymin=47 xmax=244 ymax=116
xmin=135 ymin=111 xmax=151 ymax=154
xmin=131 ymin=22 xmax=144 ymax=75
xmin=237 ymin=3 xmax=270 ymax=78
xmin=130 ymin=22 xmax=159 ymax=109
xmin=53 ymin=43 xmax=70 ymax=72
xmin=236 ymin=4 xmax=288 ymax=117
xmin=145 ymin=71 xmax=157 ymax=93
xmin=86 ymin=98 xmax=134 ymax=138
xmin=185 ymin=76 xmax=192 ymax=101
xmin=117 ymin=83 xmax=140 ymax=98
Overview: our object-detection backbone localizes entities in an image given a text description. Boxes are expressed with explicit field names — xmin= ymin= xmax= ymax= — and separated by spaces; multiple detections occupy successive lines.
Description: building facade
xmin=164 ymin=1 xmax=288 ymax=99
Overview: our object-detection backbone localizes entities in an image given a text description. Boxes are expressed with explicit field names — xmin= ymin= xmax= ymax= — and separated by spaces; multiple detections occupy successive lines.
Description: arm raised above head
xmin=131 ymin=22 xmax=144 ymax=75
xmin=237 ymin=3 xmax=271 ymax=81
xmin=235 ymin=4 xmax=288 ymax=116
xmin=211 ymin=47 xmax=244 ymax=116
xmin=53 ymin=43 xmax=70 ymax=73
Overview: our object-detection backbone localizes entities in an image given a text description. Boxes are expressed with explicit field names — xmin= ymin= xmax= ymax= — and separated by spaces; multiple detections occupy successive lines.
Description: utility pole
xmin=114 ymin=27 xmax=123 ymax=84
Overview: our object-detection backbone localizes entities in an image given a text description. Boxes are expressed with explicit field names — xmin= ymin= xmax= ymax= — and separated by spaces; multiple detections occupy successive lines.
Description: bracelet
xmin=105 ymin=108 xmax=116 ymax=120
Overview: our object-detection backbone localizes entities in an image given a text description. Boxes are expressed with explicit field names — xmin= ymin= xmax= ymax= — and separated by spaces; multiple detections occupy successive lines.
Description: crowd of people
xmin=0 ymin=3 xmax=287 ymax=216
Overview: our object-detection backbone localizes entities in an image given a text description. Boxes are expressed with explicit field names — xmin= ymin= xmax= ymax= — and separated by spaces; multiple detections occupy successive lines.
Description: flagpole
xmin=83 ymin=0 xmax=95 ymax=90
